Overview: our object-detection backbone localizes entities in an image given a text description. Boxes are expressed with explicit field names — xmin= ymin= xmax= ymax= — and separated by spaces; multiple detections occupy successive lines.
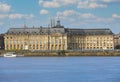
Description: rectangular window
xmin=55 ymin=39 xmax=58 ymax=44
xmin=6 ymin=45 xmax=8 ymax=49
xmin=17 ymin=45 xmax=19 ymax=49
xmin=14 ymin=45 xmax=16 ymax=49
xmin=40 ymin=40 xmax=42 ymax=45
xmin=40 ymin=45 xmax=42 ymax=48
xmin=14 ymin=41 xmax=16 ymax=44
xmin=10 ymin=45 xmax=12 ymax=49
xmin=10 ymin=40 xmax=12 ymax=44
xmin=36 ymin=45 xmax=38 ymax=49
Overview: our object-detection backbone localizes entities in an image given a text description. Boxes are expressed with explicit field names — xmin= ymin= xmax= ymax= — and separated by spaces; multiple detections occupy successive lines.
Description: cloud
xmin=57 ymin=0 xmax=77 ymax=5
xmin=39 ymin=0 xmax=77 ymax=8
xmin=40 ymin=9 xmax=49 ymax=14
xmin=0 ymin=3 xmax=11 ymax=12
xmin=57 ymin=10 xmax=96 ymax=20
xmin=0 ymin=22 xmax=4 ymax=25
xmin=77 ymin=1 xmax=107 ymax=9
xmin=96 ymin=17 xmax=114 ymax=23
xmin=25 ymin=14 xmax=34 ymax=19
xmin=102 ymin=0 xmax=119 ymax=3
xmin=39 ymin=0 xmax=119 ymax=9
xmin=56 ymin=10 xmax=120 ymax=26
xmin=112 ymin=14 xmax=120 ymax=19
xmin=39 ymin=0 xmax=60 ymax=8
xmin=0 ymin=13 xmax=34 ymax=19
xmin=9 ymin=14 xmax=23 ymax=19
xmin=39 ymin=0 xmax=44 ymax=4
xmin=0 ymin=14 xmax=8 ymax=19
xmin=9 ymin=13 xmax=34 ymax=19
xmin=57 ymin=10 xmax=78 ymax=17
xmin=81 ymin=13 xmax=96 ymax=18
xmin=85 ymin=0 xmax=119 ymax=3
xmin=43 ymin=1 xmax=60 ymax=8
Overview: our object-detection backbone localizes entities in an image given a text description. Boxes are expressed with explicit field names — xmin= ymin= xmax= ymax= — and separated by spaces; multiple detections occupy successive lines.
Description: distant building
xmin=4 ymin=20 xmax=114 ymax=51
xmin=114 ymin=33 xmax=120 ymax=49
xmin=0 ymin=34 xmax=4 ymax=50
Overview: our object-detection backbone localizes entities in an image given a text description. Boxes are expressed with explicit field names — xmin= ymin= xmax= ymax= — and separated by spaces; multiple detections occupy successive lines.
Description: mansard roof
xmin=50 ymin=28 xmax=65 ymax=34
xmin=7 ymin=27 xmax=49 ymax=34
xmin=66 ymin=28 xmax=113 ymax=35
xmin=6 ymin=27 xmax=113 ymax=35
xmin=83 ymin=28 xmax=113 ymax=35
xmin=65 ymin=28 xmax=84 ymax=35
xmin=7 ymin=27 xmax=66 ymax=35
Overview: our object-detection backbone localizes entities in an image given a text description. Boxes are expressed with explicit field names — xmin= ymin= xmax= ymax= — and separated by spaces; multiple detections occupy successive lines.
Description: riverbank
xmin=0 ymin=50 xmax=120 ymax=56
xmin=24 ymin=50 xmax=120 ymax=56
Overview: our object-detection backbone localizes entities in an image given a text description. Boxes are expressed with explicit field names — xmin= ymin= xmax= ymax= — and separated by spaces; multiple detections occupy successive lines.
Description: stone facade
xmin=4 ymin=20 xmax=114 ymax=51
xmin=67 ymin=29 xmax=114 ymax=50
xmin=114 ymin=33 xmax=120 ymax=49
xmin=0 ymin=34 xmax=4 ymax=49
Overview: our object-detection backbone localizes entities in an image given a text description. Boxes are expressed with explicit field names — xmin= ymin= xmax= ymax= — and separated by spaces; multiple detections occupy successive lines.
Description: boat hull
xmin=3 ymin=52 xmax=17 ymax=57
xmin=4 ymin=55 xmax=16 ymax=57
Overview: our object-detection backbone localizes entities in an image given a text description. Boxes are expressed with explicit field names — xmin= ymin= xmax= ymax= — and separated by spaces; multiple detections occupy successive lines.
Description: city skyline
xmin=0 ymin=0 xmax=120 ymax=34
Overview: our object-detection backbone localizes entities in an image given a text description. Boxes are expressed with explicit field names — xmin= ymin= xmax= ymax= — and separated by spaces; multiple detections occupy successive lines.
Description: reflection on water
xmin=0 ymin=57 xmax=120 ymax=82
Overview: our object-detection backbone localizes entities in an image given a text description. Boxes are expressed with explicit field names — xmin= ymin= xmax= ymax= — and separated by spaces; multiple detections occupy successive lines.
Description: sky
xmin=0 ymin=0 xmax=120 ymax=34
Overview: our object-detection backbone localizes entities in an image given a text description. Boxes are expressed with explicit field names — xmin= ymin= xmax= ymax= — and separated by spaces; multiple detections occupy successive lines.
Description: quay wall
xmin=1 ymin=50 xmax=120 ymax=56
xmin=24 ymin=51 xmax=120 ymax=56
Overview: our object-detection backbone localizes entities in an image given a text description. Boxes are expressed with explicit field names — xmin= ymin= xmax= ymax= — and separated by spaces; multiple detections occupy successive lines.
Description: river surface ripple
xmin=0 ymin=57 xmax=120 ymax=82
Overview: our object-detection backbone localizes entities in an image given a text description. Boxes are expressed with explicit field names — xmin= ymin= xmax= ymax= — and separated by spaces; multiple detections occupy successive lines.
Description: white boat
xmin=4 ymin=52 xmax=17 ymax=57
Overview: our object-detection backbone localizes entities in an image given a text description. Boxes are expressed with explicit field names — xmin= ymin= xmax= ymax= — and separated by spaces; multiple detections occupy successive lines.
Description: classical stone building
xmin=67 ymin=29 xmax=114 ymax=50
xmin=114 ymin=33 xmax=120 ymax=49
xmin=0 ymin=34 xmax=4 ymax=50
xmin=4 ymin=20 xmax=114 ymax=51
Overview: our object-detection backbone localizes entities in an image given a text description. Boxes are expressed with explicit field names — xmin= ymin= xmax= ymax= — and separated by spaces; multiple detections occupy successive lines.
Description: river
xmin=0 ymin=57 xmax=120 ymax=82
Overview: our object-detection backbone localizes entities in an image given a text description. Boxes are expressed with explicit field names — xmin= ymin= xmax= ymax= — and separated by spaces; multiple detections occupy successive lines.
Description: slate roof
xmin=7 ymin=27 xmax=113 ymax=35
xmin=83 ymin=29 xmax=113 ymax=35
xmin=7 ymin=27 xmax=49 ymax=34
xmin=7 ymin=27 xmax=66 ymax=35
xmin=65 ymin=28 xmax=84 ymax=35
xmin=66 ymin=28 xmax=113 ymax=35
xmin=6 ymin=19 xmax=114 ymax=35
xmin=50 ymin=28 xmax=65 ymax=34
